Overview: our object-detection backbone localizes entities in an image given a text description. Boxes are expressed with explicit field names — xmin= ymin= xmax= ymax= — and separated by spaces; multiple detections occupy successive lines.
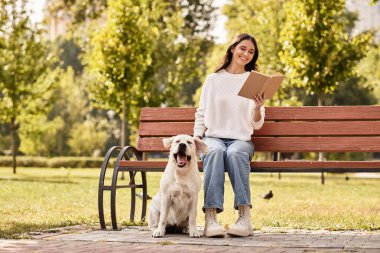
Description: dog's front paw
xmin=152 ymin=227 xmax=165 ymax=238
xmin=189 ymin=228 xmax=202 ymax=238
xmin=182 ymin=227 xmax=189 ymax=234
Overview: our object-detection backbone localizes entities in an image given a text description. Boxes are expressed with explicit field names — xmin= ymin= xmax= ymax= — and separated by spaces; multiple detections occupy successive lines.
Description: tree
xmin=279 ymin=0 xmax=373 ymax=184
xmin=17 ymin=67 xmax=91 ymax=156
xmin=0 ymin=0 xmax=57 ymax=173
xmin=85 ymin=0 xmax=158 ymax=147
xmin=279 ymin=0 xmax=373 ymax=106
xmin=86 ymin=0 xmax=216 ymax=146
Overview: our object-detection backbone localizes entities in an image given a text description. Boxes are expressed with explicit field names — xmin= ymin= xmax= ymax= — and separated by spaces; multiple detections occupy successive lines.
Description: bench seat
xmin=119 ymin=160 xmax=380 ymax=173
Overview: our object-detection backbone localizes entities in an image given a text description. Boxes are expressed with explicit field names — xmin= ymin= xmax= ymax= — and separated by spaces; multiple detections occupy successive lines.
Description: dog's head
xmin=163 ymin=135 xmax=208 ymax=168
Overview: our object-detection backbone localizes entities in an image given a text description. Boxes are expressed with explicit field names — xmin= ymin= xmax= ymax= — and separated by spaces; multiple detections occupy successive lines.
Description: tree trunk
xmin=10 ymin=117 xmax=17 ymax=174
xmin=121 ymin=90 xmax=126 ymax=180
xmin=121 ymin=90 xmax=126 ymax=147
xmin=318 ymin=96 xmax=325 ymax=185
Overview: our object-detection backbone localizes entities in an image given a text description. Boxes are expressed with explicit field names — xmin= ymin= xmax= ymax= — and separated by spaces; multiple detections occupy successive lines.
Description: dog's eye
xmin=187 ymin=141 xmax=192 ymax=144
xmin=175 ymin=140 xmax=180 ymax=143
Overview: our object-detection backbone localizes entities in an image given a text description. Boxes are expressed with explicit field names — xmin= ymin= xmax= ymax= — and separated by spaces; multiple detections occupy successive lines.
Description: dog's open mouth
xmin=174 ymin=151 xmax=191 ymax=168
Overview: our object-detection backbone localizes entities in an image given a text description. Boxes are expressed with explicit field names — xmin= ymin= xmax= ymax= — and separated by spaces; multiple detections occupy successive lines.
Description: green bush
xmin=0 ymin=156 xmax=104 ymax=168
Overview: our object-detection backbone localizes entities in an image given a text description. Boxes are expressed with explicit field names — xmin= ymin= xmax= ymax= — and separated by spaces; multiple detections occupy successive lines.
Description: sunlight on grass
xmin=0 ymin=167 xmax=379 ymax=239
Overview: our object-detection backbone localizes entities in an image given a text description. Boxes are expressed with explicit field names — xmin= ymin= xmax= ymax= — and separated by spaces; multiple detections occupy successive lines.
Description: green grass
xmin=0 ymin=167 xmax=379 ymax=239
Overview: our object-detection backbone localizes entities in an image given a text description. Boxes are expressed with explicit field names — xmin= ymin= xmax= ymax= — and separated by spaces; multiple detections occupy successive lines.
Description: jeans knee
xmin=207 ymin=146 xmax=225 ymax=158
xmin=226 ymin=149 xmax=250 ymax=162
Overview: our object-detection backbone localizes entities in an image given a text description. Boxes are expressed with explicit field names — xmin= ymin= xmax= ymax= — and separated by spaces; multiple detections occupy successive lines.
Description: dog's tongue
xmin=177 ymin=154 xmax=188 ymax=165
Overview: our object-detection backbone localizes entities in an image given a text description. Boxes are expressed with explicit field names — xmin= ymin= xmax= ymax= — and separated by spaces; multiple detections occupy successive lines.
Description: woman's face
xmin=231 ymin=39 xmax=255 ymax=68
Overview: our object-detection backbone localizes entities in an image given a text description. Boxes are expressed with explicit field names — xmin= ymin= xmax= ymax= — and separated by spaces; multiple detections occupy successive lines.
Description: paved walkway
xmin=0 ymin=226 xmax=379 ymax=252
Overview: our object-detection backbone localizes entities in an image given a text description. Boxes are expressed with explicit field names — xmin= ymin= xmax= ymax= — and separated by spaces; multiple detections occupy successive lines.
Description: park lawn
xmin=0 ymin=167 xmax=379 ymax=239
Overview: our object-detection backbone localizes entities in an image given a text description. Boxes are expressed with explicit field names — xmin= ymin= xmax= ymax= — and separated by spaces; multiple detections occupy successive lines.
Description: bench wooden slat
xmin=137 ymin=137 xmax=380 ymax=152
xmin=139 ymin=121 xmax=380 ymax=137
xmin=118 ymin=160 xmax=380 ymax=172
xmin=140 ymin=106 xmax=380 ymax=122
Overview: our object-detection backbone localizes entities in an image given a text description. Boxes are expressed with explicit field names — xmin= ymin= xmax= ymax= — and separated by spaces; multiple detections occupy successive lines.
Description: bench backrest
xmin=137 ymin=106 xmax=380 ymax=153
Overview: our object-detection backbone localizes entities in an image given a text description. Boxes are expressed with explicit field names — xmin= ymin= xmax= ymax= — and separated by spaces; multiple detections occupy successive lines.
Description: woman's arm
xmin=251 ymin=94 xmax=265 ymax=130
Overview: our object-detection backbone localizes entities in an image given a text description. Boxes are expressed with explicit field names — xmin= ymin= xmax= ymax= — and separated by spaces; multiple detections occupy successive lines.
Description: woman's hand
xmin=252 ymin=93 xmax=265 ymax=108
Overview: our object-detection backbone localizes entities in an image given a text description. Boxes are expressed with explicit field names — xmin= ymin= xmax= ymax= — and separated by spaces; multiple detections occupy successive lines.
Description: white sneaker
xmin=226 ymin=205 xmax=253 ymax=237
xmin=203 ymin=208 xmax=225 ymax=237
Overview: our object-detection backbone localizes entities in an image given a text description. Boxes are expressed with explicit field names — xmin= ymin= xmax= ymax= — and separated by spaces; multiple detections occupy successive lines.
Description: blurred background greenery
xmin=0 ymin=0 xmax=379 ymax=172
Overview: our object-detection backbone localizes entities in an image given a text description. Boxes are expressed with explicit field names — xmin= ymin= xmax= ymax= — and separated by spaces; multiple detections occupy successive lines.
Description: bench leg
xmin=129 ymin=171 xmax=136 ymax=221
xmin=98 ymin=146 xmax=121 ymax=230
xmin=141 ymin=171 xmax=147 ymax=221
xmin=111 ymin=166 xmax=119 ymax=230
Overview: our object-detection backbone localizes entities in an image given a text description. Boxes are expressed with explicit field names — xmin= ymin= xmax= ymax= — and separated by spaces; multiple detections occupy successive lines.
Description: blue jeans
xmin=201 ymin=137 xmax=254 ymax=213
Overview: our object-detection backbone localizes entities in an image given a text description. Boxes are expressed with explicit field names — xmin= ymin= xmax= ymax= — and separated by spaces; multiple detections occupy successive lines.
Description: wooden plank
xmin=137 ymin=137 xmax=380 ymax=152
xmin=138 ymin=121 xmax=380 ymax=137
xmin=252 ymin=137 xmax=380 ymax=152
xmin=118 ymin=160 xmax=380 ymax=173
xmin=138 ymin=122 xmax=193 ymax=137
xmin=140 ymin=107 xmax=196 ymax=122
xmin=255 ymin=121 xmax=380 ymax=136
xmin=265 ymin=106 xmax=380 ymax=121
xmin=139 ymin=106 xmax=380 ymax=122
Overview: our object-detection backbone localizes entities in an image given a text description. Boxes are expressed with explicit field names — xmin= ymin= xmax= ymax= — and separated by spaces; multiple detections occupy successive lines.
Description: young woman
xmin=193 ymin=33 xmax=265 ymax=237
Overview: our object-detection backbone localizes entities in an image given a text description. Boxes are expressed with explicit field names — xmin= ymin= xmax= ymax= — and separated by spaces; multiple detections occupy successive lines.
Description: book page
xmin=260 ymin=75 xmax=285 ymax=99
xmin=237 ymin=71 xmax=269 ymax=99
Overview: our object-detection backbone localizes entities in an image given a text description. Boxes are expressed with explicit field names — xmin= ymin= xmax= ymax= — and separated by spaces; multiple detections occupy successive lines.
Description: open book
xmin=238 ymin=71 xmax=285 ymax=99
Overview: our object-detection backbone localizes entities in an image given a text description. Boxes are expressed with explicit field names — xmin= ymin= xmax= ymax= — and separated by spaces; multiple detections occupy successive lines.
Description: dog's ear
xmin=163 ymin=137 xmax=174 ymax=149
xmin=194 ymin=137 xmax=208 ymax=154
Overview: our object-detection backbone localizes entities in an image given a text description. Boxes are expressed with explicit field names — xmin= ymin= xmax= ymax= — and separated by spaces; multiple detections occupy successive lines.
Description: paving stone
xmin=0 ymin=227 xmax=379 ymax=253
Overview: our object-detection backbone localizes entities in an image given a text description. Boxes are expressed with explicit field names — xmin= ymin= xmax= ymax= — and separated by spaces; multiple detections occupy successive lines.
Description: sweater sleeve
xmin=251 ymin=106 xmax=265 ymax=130
xmin=193 ymin=77 xmax=209 ymax=137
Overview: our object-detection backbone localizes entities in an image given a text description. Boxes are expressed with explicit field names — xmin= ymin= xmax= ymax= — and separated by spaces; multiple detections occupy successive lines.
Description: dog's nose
xmin=179 ymin=143 xmax=186 ymax=152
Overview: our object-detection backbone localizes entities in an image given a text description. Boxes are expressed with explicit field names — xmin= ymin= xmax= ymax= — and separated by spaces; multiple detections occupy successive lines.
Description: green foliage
xmin=0 ymin=0 xmax=59 ymax=172
xmin=45 ymin=0 xmax=107 ymax=25
xmin=355 ymin=44 xmax=380 ymax=103
xmin=68 ymin=119 xmax=108 ymax=156
xmin=0 ymin=0 xmax=57 ymax=123
xmin=279 ymin=0 xmax=373 ymax=104
xmin=57 ymin=37 xmax=84 ymax=75
xmin=85 ymin=0 xmax=215 ymax=145
xmin=19 ymin=115 xmax=65 ymax=156
xmin=86 ymin=0 xmax=157 ymax=116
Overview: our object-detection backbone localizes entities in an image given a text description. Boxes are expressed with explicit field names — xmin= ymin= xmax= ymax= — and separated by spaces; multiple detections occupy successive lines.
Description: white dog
xmin=148 ymin=134 xmax=208 ymax=238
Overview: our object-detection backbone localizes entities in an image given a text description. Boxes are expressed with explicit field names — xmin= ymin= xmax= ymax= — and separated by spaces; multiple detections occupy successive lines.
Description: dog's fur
xmin=148 ymin=135 xmax=208 ymax=238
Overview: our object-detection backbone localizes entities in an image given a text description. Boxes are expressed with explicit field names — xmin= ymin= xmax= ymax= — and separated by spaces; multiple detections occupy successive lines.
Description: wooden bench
xmin=98 ymin=106 xmax=380 ymax=230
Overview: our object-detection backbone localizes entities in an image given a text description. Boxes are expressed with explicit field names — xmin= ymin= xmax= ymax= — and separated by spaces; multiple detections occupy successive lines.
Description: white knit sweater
xmin=193 ymin=69 xmax=265 ymax=141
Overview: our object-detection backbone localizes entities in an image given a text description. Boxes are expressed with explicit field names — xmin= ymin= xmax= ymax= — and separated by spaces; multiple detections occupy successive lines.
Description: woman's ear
xmin=194 ymin=137 xmax=208 ymax=154
xmin=162 ymin=137 xmax=174 ymax=149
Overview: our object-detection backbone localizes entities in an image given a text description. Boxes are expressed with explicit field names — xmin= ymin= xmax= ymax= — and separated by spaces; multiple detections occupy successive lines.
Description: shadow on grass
xmin=0 ymin=177 xmax=78 ymax=184
xmin=0 ymin=221 xmax=81 ymax=239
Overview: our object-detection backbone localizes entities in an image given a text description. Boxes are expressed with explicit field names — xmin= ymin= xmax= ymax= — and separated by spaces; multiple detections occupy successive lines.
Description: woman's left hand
xmin=252 ymin=93 xmax=265 ymax=108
